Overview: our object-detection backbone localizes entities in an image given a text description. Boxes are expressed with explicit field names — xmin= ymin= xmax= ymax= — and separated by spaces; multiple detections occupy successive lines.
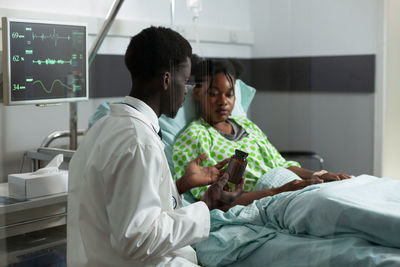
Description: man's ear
xmin=162 ymin=72 xmax=171 ymax=90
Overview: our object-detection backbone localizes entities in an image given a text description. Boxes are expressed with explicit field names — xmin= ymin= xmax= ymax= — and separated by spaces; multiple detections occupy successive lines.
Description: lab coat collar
xmin=122 ymin=96 xmax=160 ymax=133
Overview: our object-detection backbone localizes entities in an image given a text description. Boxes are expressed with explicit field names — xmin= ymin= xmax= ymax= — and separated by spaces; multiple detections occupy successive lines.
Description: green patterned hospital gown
xmin=172 ymin=116 xmax=300 ymax=199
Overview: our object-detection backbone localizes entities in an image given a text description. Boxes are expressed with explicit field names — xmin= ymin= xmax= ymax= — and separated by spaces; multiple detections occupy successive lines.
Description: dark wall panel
xmin=249 ymin=57 xmax=311 ymax=92
xmin=87 ymin=54 xmax=375 ymax=98
xmin=310 ymin=55 xmax=375 ymax=93
xmin=89 ymin=55 xmax=131 ymax=98
xmin=247 ymin=55 xmax=375 ymax=93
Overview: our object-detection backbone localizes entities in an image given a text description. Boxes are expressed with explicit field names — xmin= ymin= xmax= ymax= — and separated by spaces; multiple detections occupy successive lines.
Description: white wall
xmin=248 ymin=0 xmax=378 ymax=175
xmin=0 ymin=0 xmax=253 ymax=181
xmin=251 ymin=0 xmax=376 ymax=58
xmin=381 ymin=0 xmax=400 ymax=179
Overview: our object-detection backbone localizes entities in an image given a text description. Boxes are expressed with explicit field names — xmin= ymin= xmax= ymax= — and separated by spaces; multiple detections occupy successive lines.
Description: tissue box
xmin=8 ymin=170 xmax=68 ymax=199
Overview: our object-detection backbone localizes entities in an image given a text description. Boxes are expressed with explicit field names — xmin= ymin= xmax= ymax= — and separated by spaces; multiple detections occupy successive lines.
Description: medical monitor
xmin=2 ymin=17 xmax=88 ymax=105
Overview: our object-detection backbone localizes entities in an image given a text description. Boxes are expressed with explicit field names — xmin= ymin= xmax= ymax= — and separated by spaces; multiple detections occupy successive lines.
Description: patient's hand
xmin=176 ymin=153 xmax=229 ymax=194
xmin=277 ymin=179 xmax=323 ymax=193
xmin=201 ymin=173 xmax=245 ymax=210
xmin=314 ymin=171 xmax=352 ymax=182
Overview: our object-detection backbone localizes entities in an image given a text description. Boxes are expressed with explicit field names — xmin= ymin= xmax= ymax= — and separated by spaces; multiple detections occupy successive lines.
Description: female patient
xmin=172 ymin=57 xmax=350 ymax=206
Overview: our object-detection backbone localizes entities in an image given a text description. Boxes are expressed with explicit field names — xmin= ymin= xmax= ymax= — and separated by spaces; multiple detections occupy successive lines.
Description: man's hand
xmin=201 ymin=173 xmax=244 ymax=210
xmin=276 ymin=178 xmax=323 ymax=193
xmin=311 ymin=170 xmax=352 ymax=182
xmin=176 ymin=153 xmax=229 ymax=194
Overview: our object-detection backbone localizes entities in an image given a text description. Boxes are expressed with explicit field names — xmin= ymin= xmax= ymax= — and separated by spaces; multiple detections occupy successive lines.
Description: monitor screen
xmin=2 ymin=17 xmax=88 ymax=105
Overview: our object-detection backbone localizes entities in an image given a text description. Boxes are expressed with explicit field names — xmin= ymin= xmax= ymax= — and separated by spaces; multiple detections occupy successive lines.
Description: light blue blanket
xmin=194 ymin=168 xmax=400 ymax=266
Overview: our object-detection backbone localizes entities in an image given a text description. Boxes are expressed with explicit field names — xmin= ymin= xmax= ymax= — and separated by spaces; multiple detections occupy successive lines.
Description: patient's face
xmin=197 ymin=72 xmax=235 ymax=126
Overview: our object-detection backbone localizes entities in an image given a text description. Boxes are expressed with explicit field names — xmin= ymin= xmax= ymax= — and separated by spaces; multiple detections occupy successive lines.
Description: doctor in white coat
xmin=67 ymin=26 xmax=244 ymax=267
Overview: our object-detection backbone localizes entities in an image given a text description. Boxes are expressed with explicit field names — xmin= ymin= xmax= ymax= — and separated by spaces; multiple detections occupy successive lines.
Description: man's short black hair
xmin=125 ymin=26 xmax=192 ymax=82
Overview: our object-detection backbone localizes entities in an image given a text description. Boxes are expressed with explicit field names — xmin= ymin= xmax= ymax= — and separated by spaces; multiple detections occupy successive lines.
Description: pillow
xmin=231 ymin=79 xmax=256 ymax=117
xmin=160 ymin=79 xmax=256 ymax=176
xmin=240 ymin=80 xmax=256 ymax=114
xmin=88 ymin=101 xmax=111 ymax=128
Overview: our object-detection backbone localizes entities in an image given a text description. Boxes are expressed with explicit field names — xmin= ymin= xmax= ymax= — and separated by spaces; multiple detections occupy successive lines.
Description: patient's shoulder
xmin=230 ymin=115 xmax=255 ymax=128
xmin=176 ymin=119 xmax=210 ymax=142
xmin=184 ymin=119 xmax=211 ymax=133
xmin=231 ymin=115 xmax=266 ymax=135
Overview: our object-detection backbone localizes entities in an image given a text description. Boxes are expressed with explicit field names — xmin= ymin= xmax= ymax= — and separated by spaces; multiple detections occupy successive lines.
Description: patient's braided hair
xmin=190 ymin=55 xmax=242 ymax=91
xmin=125 ymin=26 xmax=192 ymax=83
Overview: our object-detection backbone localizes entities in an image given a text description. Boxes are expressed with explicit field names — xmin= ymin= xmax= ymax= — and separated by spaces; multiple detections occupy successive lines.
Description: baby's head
xmin=191 ymin=56 xmax=240 ymax=126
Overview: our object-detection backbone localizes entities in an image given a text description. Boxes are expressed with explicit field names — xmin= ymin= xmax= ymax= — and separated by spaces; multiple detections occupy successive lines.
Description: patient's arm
xmin=287 ymin=166 xmax=351 ymax=181
xmin=223 ymin=179 xmax=323 ymax=209
xmin=287 ymin=166 xmax=315 ymax=179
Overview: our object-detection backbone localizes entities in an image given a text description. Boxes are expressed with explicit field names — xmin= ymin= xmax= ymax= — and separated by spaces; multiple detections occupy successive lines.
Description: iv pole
xmin=69 ymin=0 xmax=125 ymax=149
xmin=170 ymin=0 xmax=176 ymax=29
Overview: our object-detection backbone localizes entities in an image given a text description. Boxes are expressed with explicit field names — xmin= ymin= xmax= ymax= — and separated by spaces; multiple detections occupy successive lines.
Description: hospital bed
xmin=191 ymin=171 xmax=400 ymax=266
xmin=159 ymin=80 xmax=400 ymax=266
xmin=279 ymin=150 xmax=324 ymax=170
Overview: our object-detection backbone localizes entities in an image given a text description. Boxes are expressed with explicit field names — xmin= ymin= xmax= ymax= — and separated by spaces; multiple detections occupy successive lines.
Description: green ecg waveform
xmin=32 ymin=79 xmax=75 ymax=94
xmin=32 ymin=58 xmax=73 ymax=65
xmin=31 ymin=28 xmax=71 ymax=47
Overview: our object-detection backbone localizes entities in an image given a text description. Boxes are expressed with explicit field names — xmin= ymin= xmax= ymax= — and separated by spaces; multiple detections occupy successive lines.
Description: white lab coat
xmin=67 ymin=96 xmax=210 ymax=267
